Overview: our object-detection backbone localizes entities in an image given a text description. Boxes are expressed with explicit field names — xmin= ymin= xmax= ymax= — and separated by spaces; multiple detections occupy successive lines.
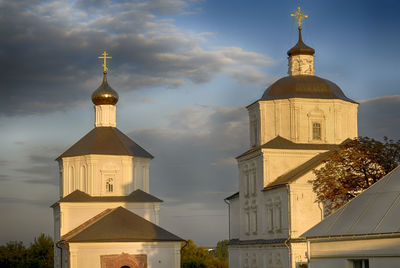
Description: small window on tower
xmin=106 ymin=178 xmax=114 ymax=193
xmin=312 ymin=122 xmax=321 ymax=140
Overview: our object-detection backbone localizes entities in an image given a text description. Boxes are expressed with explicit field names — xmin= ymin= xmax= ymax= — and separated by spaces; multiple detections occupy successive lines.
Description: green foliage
xmin=312 ymin=137 xmax=400 ymax=215
xmin=209 ymin=240 xmax=228 ymax=262
xmin=181 ymin=239 xmax=228 ymax=268
xmin=0 ymin=233 xmax=54 ymax=268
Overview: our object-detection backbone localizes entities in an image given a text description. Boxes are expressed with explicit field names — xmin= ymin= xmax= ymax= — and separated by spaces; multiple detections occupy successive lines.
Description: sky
xmin=0 ymin=0 xmax=400 ymax=247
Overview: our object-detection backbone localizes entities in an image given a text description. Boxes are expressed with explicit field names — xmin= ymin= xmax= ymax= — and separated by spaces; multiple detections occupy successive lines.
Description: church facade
xmin=225 ymin=8 xmax=358 ymax=268
xmin=51 ymin=53 xmax=183 ymax=268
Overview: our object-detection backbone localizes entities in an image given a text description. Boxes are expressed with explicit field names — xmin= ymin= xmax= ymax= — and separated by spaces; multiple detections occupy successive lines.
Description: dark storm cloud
xmin=0 ymin=0 xmax=271 ymax=115
xmin=13 ymin=153 xmax=58 ymax=184
xmin=358 ymin=95 xmax=400 ymax=140
xmin=0 ymin=174 xmax=10 ymax=182
xmin=0 ymin=196 xmax=51 ymax=207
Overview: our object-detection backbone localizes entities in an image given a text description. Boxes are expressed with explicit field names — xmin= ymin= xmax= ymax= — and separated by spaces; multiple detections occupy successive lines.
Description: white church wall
xmin=133 ymin=157 xmax=150 ymax=193
xmin=249 ymin=99 xmax=358 ymax=146
xmin=289 ymin=176 xmax=323 ymax=238
xmin=308 ymin=237 xmax=400 ymax=268
xmin=229 ymin=196 xmax=240 ymax=239
xmin=261 ymin=187 xmax=289 ymax=240
xmin=61 ymin=155 xmax=150 ymax=197
xmin=310 ymin=257 xmax=400 ymax=268
xmin=228 ymin=245 xmax=288 ymax=268
xmin=94 ymin=105 xmax=116 ymax=127
xmin=237 ymin=152 xmax=264 ymax=240
xmin=68 ymin=242 xmax=181 ymax=268
xmin=262 ymin=149 xmax=323 ymax=186
xmin=57 ymin=202 xmax=160 ymax=236
xmin=290 ymin=242 xmax=308 ymax=268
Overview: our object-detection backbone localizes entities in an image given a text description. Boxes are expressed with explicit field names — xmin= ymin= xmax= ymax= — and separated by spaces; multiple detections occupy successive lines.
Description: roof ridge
xmin=113 ymin=128 xmax=153 ymax=158
xmin=110 ymin=127 xmax=131 ymax=155
xmin=61 ymin=208 xmax=115 ymax=241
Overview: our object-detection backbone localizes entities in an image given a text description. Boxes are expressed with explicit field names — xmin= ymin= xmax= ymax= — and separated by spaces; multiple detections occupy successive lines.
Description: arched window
xmin=106 ymin=178 xmax=114 ymax=193
xmin=121 ymin=266 xmax=130 ymax=268
xmin=69 ymin=166 xmax=75 ymax=192
xmin=312 ymin=122 xmax=321 ymax=140
xmin=80 ymin=165 xmax=87 ymax=192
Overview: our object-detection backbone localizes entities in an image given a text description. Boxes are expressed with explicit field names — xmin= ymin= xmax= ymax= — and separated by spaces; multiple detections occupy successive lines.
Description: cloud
xmin=128 ymin=105 xmax=246 ymax=204
xmin=358 ymin=95 xmax=400 ymax=140
xmin=0 ymin=196 xmax=51 ymax=207
xmin=0 ymin=0 xmax=272 ymax=115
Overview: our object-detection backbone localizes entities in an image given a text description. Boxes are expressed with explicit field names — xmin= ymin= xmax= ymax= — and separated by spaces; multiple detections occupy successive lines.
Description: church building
xmin=225 ymin=7 xmax=358 ymax=268
xmin=51 ymin=52 xmax=183 ymax=268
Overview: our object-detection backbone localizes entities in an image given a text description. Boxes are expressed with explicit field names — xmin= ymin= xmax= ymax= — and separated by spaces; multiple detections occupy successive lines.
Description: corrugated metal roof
xmin=51 ymin=189 xmax=162 ymax=207
xmin=62 ymin=206 xmax=183 ymax=242
xmin=57 ymin=127 xmax=153 ymax=160
xmin=237 ymin=136 xmax=340 ymax=159
xmin=303 ymin=166 xmax=400 ymax=238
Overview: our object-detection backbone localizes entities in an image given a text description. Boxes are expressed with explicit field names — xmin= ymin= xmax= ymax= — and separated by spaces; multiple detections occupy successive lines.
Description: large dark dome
xmin=261 ymin=75 xmax=356 ymax=103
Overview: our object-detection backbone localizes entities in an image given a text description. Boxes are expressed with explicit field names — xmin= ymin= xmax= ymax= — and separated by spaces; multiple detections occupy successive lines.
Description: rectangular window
xmin=266 ymin=204 xmax=273 ymax=233
xmin=312 ymin=122 xmax=321 ymax=140
xmin=251 ymin=210 xmax=257 ymax=234
xmin=349 ymin=259 xmax=369 ymax=268
xmin=245 ymin=212 xmax=250 ymax=235
xmin=274 ymin=199 xmax=282 ymax=232
xmin=251 ymin=170 xmax=256 ymax=196
xmin=106 ymin=178 xmax=114 ymax=192
xmin=244 ymin=172 xmax=250 ymax=197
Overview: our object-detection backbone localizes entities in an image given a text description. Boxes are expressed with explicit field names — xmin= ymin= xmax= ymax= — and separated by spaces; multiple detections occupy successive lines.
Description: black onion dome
xmin=261 ymin=75 xmax=356 ymax=103
xmin=287 ymin=28 xmax=315 ymax=56
xmin=92 ymin=72 xmax=119 ymax=105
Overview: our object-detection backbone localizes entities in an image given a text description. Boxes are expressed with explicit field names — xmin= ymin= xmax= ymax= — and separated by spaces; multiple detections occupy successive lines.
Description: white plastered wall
xmin=228 ymin=245 xmax=289 ymax=268
xmin=261 ymin=148 xmax=327 ymax=187
xmin=94 ymin=105 xmax=116 ymax=127
xmin=60 ymin=155 xmax=150 ymax=197
xmin=229 ymin=197 xmax=240 ymax=239
xmin=248 ymin=98 xmax=358 ymax=146
xmin=308 ymin=237 xmax=400 ymax=268
xmin=67 ymin=242 xmax=181 ymax=268
xmin=55 ymin=202 xmax=160 ymax=237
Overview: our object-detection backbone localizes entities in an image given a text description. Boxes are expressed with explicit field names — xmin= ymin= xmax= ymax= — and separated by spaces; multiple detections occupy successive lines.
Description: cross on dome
xmin=291 ymin=6 xmax=308 ymax=29
xmin=98 ymin=51 xmax=112 ymax=73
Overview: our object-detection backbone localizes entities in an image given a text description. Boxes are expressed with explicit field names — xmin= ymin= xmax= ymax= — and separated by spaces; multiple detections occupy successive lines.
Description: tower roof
xmin=287 ymin=28 xmax=315 ymax=56
xmin=57 ymin=127 xmax=153 ymax=160
xmin=261 ymin=75 xmax=356 ymax=103
xmin=51 ymin=189 xmax=162 ymax=207
xmin=62 ymin=206 xmax=184 ymax=242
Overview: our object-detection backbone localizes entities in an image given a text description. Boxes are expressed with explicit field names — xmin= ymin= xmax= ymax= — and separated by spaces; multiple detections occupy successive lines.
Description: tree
xmin=209 ymin=240 xmax=228 ymax=263
xmin=181 ymin=239 xmax=228 ymax=268
xmin=0 ymin=241 xmax=27 ymax=268
xmin=26 ymin=233 xmax=54 ymax=268
xmin=0 ymin=234 xmax=54 ymax=268
xmin=312 ymin=137 xmax=400 ymax=215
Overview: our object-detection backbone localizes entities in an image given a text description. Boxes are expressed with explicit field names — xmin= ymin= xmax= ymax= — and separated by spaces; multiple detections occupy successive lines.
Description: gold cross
xmin=291 ymin=6 xmax=308 ymax=29
xmin=98 ymin=51 xmax=112 ymax=73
